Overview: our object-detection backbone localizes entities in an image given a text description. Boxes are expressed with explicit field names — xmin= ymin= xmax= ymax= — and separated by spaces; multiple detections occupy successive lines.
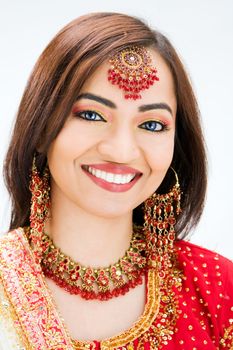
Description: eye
xmin=139 ymin=120 xmax=167 ymax=132
xmin=74 ymin=110 xmax=106 ymax=122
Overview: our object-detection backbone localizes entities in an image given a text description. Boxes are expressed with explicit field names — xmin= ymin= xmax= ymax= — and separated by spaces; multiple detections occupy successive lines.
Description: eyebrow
xmin=138 ymin=103 xmax=173 ymax=116
xmin=76 ymin=93 xmax=116 ymax=109
xmin=76 ymin=93 xmax=173 ymax=116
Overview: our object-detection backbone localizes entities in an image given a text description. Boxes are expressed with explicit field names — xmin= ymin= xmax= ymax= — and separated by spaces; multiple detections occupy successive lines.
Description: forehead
xmin=79 ymin=49 xmax=176 ymax=111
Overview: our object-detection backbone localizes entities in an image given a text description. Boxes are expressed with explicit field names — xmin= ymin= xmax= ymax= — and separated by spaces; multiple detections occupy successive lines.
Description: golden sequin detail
xmin=220 ymin=322 xmax=233 ymax=349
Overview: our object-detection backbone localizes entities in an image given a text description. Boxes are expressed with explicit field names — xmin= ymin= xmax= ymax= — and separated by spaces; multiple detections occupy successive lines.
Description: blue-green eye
xmin=75 ymin=110 xmax=106 ymax=122
xmin=139 ymin=120 xmax=166 ymax=132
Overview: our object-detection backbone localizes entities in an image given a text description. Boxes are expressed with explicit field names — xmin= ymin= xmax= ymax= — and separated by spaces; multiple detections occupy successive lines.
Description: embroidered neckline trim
xmin=71 ymin=268 xmax=160 ymax=349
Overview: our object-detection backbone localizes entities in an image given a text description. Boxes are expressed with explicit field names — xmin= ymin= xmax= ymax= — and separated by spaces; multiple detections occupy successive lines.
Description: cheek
xmin=140 ymin=137 xmax=175 ymax=199
xmin=47 ymin=124 xmax=97 ymax=164
xmin=142 ymin=134 xmax=175 ymax=171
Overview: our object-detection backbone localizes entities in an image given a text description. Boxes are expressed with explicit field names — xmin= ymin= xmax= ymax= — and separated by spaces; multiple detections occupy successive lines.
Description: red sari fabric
xmin=166 ymin=240 xmax=233 ymax=349
xmin=0 ymin=229 xmax=232 ymax=349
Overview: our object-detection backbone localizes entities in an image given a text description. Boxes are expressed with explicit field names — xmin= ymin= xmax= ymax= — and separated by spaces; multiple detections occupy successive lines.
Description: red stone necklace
xmin=40 ymin=227 xmax=147 ymax=301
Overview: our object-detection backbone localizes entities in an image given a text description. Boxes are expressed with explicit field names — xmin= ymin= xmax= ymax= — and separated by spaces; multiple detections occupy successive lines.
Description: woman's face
xmin=47 ymin=49 xmax=177 ymax=218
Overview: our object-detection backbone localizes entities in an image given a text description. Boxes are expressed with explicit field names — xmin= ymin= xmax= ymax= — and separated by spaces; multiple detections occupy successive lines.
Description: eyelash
xmin=138 ymin=121 xmax=169 ymax=133
xmin=73 ymin=110 xmax=169 ymax=132
xmin=73 ymin=110 xmax=106 ymax=122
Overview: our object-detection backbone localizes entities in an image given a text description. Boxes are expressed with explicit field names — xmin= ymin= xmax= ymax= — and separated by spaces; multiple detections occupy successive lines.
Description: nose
xmin=97 ymin=126 xmax=141 ymax=164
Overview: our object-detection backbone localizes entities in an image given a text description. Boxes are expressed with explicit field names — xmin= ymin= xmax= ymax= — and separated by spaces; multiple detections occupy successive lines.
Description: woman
xmin=0 ymin=12 xmax=232 ymax=350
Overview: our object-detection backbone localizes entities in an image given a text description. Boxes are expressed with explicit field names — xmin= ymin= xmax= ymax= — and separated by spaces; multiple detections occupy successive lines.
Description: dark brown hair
xmin=4 ymin=12 xmax=207 ymax=237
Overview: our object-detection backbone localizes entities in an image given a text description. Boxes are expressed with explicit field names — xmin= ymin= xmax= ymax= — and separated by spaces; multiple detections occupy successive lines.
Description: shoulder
xmin=175 ymin=239 xmax=233 ymax=301
xmin=175 ymin=239 xmax=232 ymax=278
xmin=175 ymin=239 xmax=233 ymax=345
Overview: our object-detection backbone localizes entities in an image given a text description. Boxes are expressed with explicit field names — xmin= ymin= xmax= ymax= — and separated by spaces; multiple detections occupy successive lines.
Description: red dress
xmin=0 ymin=228 xmax=232 ymax=349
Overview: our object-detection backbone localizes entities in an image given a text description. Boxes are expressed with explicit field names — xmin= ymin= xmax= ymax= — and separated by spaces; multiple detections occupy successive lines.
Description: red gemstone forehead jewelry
xmin=108 ymin=46 xmax=159 ymax=100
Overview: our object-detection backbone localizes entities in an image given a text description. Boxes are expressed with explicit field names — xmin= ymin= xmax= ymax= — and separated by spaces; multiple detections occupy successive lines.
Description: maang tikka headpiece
xmin=108 ymin=46 xmax=159 ymax=100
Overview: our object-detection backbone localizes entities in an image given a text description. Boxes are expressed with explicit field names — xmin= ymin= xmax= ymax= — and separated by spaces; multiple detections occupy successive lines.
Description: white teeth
xmin=114 ymin=174 xmax=122 ymax=184
xmin=86 ymin=166 xmax=136 ymax=184
xmin=106 ymin=173 xmax=114 ymax=182
xmin=96 ymin=169 xmax=102 ymax=178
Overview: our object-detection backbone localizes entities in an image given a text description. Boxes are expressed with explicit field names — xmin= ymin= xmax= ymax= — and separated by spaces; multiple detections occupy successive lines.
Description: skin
xmin=45 ymin=49 xmax=177 ymax=340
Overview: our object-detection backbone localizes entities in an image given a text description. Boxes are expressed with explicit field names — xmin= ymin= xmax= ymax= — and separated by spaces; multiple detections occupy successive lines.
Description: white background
xmin=0 ymin=0 xmax=232 ymax=259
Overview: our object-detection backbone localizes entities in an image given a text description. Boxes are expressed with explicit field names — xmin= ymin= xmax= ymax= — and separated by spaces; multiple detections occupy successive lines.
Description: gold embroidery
xmin=220 ymin=322 xmax=233 ymax=349
xmin=71 ymin=340 xmax=95 ymax=350
xmin=0 ymin=281 xmax=30 ymax=349
xmin=140 ymin=262 xmax=183 ymax=349
xmin=0 ymin=228 xmax=73 ymax=349
xmin=101 ymin=268 xmax=160 ymax=349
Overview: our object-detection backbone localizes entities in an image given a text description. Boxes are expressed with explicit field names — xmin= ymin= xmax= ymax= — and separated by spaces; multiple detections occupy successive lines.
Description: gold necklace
xmin=40 ymin=226 xmax=148 ymax=301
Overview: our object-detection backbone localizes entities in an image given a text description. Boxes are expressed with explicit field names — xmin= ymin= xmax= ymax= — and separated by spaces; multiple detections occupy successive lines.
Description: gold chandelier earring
xmin=29 ymin=155 xmax=50 ymax=264
xmin=143 ymin=168 xmax=181 ymax=272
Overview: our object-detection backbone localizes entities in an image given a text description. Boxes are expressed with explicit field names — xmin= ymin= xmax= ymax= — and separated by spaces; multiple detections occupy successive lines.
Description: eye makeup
xmin=138 ymin=119 xmax=170 ymax=133
xmin=136 ymin=112 xmax=173 ymax=129
xmin=72 ymin=105 xmax=108 ymax=122
xmin=71 ymin=102 xmax=174 ymax=131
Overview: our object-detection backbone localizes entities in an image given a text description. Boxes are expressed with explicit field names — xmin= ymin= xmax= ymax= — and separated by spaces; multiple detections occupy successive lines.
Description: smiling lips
xmin=82 ymin=164 xmax=142 ymax=192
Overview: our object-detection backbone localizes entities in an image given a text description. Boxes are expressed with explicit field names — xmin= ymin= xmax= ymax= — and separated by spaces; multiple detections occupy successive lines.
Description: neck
xmin=45 ymin=193 xmax=133 ymax=268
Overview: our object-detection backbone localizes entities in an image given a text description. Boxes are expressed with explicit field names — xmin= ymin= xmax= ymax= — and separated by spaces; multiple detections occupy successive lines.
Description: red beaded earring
xmin=29 ymin=156 xmax=50 ymax=264
xmin=143 ymin=168 xmax=182 ymax=272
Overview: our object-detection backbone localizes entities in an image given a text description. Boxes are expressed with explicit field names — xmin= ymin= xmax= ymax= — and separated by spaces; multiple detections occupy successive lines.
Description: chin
xmin=79 ymin=201 xmax=134 ymax=219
